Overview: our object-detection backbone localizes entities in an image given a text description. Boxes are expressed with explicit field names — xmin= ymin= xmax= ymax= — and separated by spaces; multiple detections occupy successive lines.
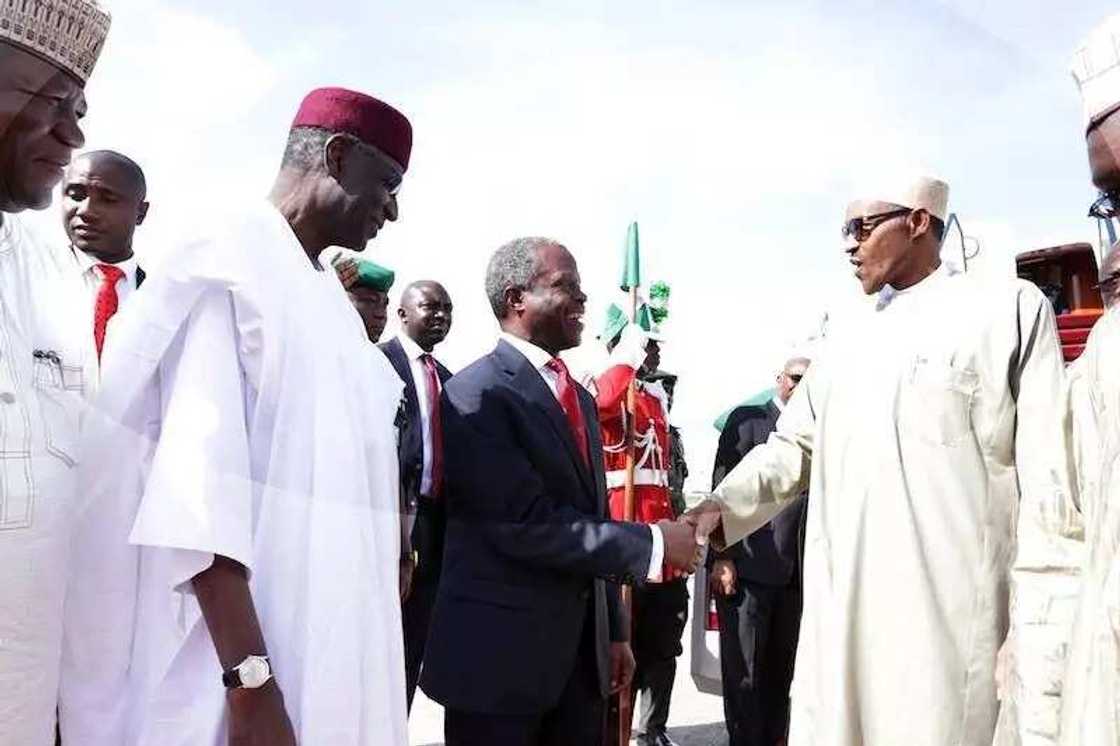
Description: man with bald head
xmin=0 ymin=2 xmax=111 ymax=743
xmin=379 ymin=279 xmax=454 ymax=709
xmin=687 ymin=177 xmax=1074 ymax=746
xmin=709 ymin=356 xmax=809 ymax=746
xmin=64 ymin=87 xmax=414 ymax=745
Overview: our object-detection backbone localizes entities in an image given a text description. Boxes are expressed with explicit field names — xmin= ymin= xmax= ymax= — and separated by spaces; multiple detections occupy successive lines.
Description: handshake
xmin=654 ymin=498 xmax=726 ymax=577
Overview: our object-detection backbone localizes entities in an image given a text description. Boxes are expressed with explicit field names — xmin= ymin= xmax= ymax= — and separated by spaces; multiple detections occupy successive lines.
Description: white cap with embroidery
xmin=0 ymin=0 xmax=111 ymax=84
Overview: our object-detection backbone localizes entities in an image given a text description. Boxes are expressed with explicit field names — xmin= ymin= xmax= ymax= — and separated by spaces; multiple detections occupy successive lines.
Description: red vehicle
xmin=1015 ymin=242 xmax=1105 ymax=362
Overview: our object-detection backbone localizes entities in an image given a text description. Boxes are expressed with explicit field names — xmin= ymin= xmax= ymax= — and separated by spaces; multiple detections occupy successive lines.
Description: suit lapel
xmin=381 ymin=338 xmax=420 ymax=413
xmin=135 ymin=266 xmax=146 ymax=288
xmin=495 ymin=341 xmax=596 ymax=498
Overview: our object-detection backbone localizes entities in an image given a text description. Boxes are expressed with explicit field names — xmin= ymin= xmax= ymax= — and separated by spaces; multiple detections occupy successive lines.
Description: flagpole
xmin=617 ymin=251 xmax=641 ymax=746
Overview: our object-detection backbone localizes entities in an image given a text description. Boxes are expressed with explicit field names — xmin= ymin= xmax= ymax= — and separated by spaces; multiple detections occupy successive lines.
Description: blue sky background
xmin=29 ymin=1 xmax=1118 ymax=488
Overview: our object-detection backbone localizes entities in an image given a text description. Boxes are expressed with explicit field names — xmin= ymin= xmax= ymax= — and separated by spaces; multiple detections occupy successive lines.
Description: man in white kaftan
xmin=59 ymin=88 xmax=415 ymax=746
xmin=0 ymin=4 xmax=111 ymax=743
xmin=686 ymin=177 xmax=1074 ymax=746
xmin=1059 ymin=14 xmax=1120 ymax=745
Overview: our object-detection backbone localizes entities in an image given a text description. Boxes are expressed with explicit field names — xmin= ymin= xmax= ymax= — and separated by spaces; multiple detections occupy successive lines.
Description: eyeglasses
xmin=1089 ymin=193 xmax=1119 ymax=221
xmin=787 ymin=374 xmax=803 ymax=384
xmin=841 ymin=208 xmax=910 ymax=243
xmin=1091 ymin=271 xmax=1120 ymax=294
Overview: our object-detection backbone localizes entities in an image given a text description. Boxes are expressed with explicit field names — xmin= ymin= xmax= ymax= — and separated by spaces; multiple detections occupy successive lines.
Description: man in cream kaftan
xmin=711 ymin=268 xmax=1070 ymax=746
xmin=692 ymin=179 xmax=1074 ymax=746
xmin=1060 ymin=309 xmax=1120 ymax=745
xmin=60 ymin=198 xmax=408 ymax=745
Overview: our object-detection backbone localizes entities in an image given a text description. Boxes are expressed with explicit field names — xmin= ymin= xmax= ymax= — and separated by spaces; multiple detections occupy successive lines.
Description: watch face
xmin=240 ymin=656 xmax=271 ymax=689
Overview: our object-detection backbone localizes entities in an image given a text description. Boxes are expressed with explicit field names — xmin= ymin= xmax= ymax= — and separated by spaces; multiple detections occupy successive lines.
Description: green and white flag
xmin=620 ymin=221 xmax=641 ymax=291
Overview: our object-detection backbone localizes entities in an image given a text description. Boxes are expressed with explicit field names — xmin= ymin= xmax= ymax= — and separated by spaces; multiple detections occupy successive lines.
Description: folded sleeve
xmin=127 ymin=288 xmax=254 ymax=591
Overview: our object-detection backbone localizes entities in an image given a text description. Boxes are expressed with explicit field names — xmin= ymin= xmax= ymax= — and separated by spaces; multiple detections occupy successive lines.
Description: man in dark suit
xmin=378 ymin=279 xmax=454 ymax=710
xmin=709 ymin=356 xmax=810 ymax=746
xmin=421 ymin=236 xmax=702 ymax=746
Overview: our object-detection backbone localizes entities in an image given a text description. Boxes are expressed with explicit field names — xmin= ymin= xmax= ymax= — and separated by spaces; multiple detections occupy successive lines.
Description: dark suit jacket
xmin=379 ymin=336 xmax=452 ymax=577
xmin=711 ymin=401 xmax=806 ymax=587
xmin=420 ymin=339 xmax=654 ymax=715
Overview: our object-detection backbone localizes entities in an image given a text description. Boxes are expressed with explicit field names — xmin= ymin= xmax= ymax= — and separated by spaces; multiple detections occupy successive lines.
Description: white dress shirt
xmin=499 ymin=333 xmax=664 ymax=580
xmin=397 ymin=332 xmax=441 ymax=496
xmin=72 ymin=247 xmax=140 ymax=311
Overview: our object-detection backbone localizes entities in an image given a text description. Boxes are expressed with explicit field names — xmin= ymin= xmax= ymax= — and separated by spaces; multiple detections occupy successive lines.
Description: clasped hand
xmin=655 ymin=497 xmax=726 ymax=578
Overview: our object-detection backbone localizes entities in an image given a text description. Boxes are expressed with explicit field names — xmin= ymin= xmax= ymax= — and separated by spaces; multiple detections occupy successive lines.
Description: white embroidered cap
xmin=0 ymin=0 xmax=111 ymax=84
xmin=1072 ymin=13 xmax=1120 ymax=131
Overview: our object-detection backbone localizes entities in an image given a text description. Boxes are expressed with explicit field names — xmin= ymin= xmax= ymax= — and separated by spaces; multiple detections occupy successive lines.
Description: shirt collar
xmin=500 ymin=331 xmax=556 ymax=371
xmin=397 ymin=332 xmax=429 ymax=361
xmin=73 ymin=246 xmax=138 ymax=280
xmin=875 ymin=262 xmax=949 ymax=311
xmin=772 ymin=395 xmax=786 ymax=412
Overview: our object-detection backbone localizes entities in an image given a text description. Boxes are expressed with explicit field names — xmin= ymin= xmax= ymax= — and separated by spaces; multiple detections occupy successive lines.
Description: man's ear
xmin=503 ymin=286 xmax=525 ymax=315
xmin=908 ymin=209 xmax=932 ymax=241
xmin=136 ymin=201 xmax=150 ymax=226
xmin=397 ymin=306 xmax=407 ymax=322
xmin=323 ymin=133 xmax=353 ymax=179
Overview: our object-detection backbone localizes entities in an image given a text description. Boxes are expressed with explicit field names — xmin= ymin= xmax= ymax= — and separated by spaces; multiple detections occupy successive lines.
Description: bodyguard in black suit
xmin=709 ymin=357 xmax=810 ymax=746
xmin=420 ymin=237 xmax=702 ymax=746
xmin=378 ymin=280 xmax=454 ymax=710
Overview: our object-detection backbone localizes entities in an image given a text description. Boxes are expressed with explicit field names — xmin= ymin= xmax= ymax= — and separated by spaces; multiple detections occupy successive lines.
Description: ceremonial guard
xmin=589 ymin=304 xmax=688 ymax=746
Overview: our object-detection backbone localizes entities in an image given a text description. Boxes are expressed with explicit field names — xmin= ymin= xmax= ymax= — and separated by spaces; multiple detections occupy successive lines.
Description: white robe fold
xmin=710 ymin=267 xmax=1075 ymax=746
xmin=59 ymin=200 xmax=407 ymax=746
xmin=1060 ymin=308 xmax=1120 ymax=746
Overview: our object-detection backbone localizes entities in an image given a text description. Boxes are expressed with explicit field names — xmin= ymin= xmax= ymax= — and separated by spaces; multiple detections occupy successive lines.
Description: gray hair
xmin=280 ymin=126 xmax=333 ymax=171
xmin=485 ymin=236 xmax=559 ymax=318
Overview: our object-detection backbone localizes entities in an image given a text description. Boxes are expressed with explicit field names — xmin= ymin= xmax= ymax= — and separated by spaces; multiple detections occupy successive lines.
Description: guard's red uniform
xmin=591 ymin=363 xmax=674 ymax=526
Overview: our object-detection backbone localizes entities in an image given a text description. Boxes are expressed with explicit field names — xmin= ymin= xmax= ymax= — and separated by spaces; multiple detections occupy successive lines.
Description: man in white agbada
xmin=1059 ymin=15 xmax=1120 ymax=745
xmin=0 ymin=2 xmax=111 ymax=744
xmin=685 ymin=177 xmax=1075 ymax=746
xmin=59 ymin=87 xmax=413 ymax=746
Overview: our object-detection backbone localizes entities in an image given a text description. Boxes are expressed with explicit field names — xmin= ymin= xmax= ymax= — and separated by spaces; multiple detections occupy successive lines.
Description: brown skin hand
xmin=193 ymin=556 xmax=296 ymax=746
xmin=0 ymin=43 xmax=87 ymax=216
xmin=269 ymin=133 xmax=402 ymax=268
xmin=62 ymin=152 xmax=148 ymax=263
xmin=844 ymin=201 xmax=942 ymax=295
xmin=498 ymin=242 xmax=587 ymax=356
xmin=399 ymin=281 xmax=453 ymax=353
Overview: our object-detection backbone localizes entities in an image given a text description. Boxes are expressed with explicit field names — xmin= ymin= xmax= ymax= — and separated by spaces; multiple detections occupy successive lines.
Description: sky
xmin=24 ymin=0 xmax=1119 ymax=489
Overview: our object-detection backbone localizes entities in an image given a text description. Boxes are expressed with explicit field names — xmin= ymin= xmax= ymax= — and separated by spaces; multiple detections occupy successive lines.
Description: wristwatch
xmin=222 ymin=655 xmax=272 ymax=689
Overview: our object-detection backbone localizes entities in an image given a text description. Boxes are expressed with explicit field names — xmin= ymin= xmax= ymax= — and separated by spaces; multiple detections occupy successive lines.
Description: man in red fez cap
xmin=64 ymin=88 xmax=415 ymax=746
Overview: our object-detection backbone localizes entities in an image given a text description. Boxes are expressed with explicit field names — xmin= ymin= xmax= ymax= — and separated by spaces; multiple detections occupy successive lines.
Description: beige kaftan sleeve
xmin=711 ymin=363 xmax=817 ymax=547
xmin=1010 ymin=284 xmax=1082 ymax=547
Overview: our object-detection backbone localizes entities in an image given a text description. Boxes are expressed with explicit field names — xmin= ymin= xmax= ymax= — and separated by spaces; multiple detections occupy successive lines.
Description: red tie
xmin=546 ymin=357 xmax=590 ymax=466
xmin=421 ymin=354 xmax=444 ymax=498
xmin=93 ymin=263 xmax=125 ymax=360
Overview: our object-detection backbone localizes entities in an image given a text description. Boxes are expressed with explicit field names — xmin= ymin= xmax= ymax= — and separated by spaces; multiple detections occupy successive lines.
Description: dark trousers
xmin=403 ymin=569 xmax=439 ymax=711
xmin=444 ymin=620 xmax=605 ymax=746
xmin=716 ymin=579 xmax=802 ymax=746
xmin=631 ymin=578 xmax=689 ymax=740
